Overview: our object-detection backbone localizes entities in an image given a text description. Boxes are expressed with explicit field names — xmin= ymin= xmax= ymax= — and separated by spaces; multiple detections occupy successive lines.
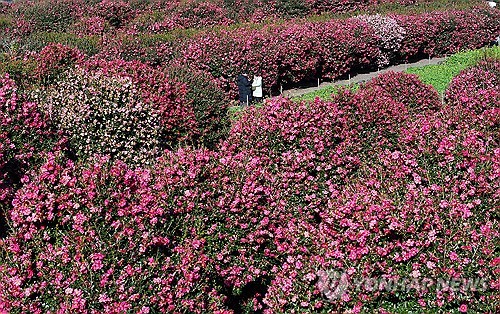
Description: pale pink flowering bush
xmin=356 ymin=14 xmax=406 ymax=67
xmin=43 ymin=69 xmax=163 ymax=166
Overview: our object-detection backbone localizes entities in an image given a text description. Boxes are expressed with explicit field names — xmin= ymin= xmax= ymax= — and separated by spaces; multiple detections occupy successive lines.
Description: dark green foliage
xmin=167 ymin=66 xmax=230 ymax=149
xmin=274 ymin=0 xmax=310 ymax=18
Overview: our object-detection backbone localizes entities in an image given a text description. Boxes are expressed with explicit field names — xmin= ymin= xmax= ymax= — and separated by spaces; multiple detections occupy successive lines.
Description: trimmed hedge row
xmin=171 ymin=6 xmax=500 ymax=96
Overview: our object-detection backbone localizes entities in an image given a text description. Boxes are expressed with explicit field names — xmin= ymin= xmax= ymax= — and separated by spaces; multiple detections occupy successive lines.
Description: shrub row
xmin=166 ymin=6 xmax=500 ymax=96
xmin=1 ymin=62 xmax=498 ymax=312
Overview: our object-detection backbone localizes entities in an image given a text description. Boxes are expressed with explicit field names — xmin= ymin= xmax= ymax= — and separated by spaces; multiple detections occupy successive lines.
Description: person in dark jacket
xmin=237 ymin=73 xmax=253 ymax=106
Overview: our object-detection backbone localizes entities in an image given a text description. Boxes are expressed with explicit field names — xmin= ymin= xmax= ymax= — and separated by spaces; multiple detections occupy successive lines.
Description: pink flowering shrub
xmin=229 ymin=66 xmax=498 ymax=313
xmin=315 ymin=19 xmax=380 ymax=79
xmin=0 ymin=149 xmax=236 ymax=313
xmin=178 ymin=17 xmax=380 ymax=94
xmin=361 ymin=71 xmax=441 ymax=111
xmin=34 ymin=43 xmax=85 ymax=84
xmin=166 ymin=0 xmax=234 ymax=30
xmin=0 ymin=75 xmax=63 ymax=236
xmin=116 ymin=0 xmax=424 ymax=31
xmin=445 ymin=60 xmax=500 ymax=116
xmin=94 ymin=0 xmax=134 ymax=28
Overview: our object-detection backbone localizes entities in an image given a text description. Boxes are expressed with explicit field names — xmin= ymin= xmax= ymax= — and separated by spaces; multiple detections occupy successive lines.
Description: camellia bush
xmin=42 ymin=68 xmax=164 ymax=166
xmin=0 ymin=74 xmax=63 ymax=236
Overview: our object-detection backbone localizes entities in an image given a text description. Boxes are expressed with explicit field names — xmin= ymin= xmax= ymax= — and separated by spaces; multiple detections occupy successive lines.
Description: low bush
xmin=166 ymin=65 xmax=231 ymax=149
xmin=445 ymin=59 xmax=500 ymax=116
xmin=41 ymin=68 xmax=165 ymax=166
xmin=18 ymin=0 xmax=83 ymax=33
xmin=33 ymin=43 xmax=85 ymax=85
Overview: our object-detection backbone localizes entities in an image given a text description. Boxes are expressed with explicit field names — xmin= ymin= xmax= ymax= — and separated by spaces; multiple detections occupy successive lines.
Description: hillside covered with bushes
xmin=0 ymin=0 xmax=499 ymax=313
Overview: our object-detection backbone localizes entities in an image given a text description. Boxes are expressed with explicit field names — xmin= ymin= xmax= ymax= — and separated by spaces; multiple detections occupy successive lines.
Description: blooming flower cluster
xmin=1 ymin=61 xmax=498 ymax=312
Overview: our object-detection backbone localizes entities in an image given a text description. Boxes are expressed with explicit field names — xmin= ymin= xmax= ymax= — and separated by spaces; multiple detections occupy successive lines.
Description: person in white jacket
xmin=252 ymin=75 xmax=263 ymax=103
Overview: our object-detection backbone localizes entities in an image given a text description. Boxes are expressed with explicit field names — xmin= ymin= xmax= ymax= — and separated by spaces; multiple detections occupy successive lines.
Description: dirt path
xmin=282 ymin=57 xmax=447 ymax=98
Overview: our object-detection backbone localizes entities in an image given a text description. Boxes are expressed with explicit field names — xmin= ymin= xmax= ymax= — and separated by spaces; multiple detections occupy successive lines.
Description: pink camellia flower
xmin=449 ymin=252 xmax=458 ymax=261
xmin=459 ymin=304 xmax=468 ymax=313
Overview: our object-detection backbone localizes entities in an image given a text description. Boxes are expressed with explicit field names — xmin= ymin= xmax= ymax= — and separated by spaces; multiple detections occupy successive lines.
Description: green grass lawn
xmin=406 ymin=46 xmax=500 ymax=94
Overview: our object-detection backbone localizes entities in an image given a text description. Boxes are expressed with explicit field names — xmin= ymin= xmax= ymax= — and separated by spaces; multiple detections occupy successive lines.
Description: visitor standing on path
xmin=252 ymin=75 xmax=263 ymax=103
xmin=237 ymin=73 xmax=253 ymax=106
